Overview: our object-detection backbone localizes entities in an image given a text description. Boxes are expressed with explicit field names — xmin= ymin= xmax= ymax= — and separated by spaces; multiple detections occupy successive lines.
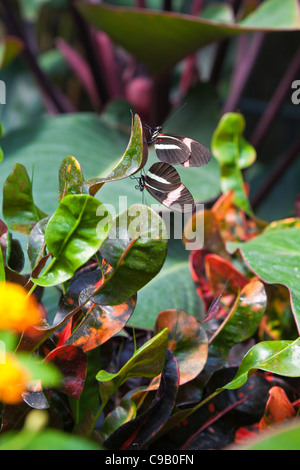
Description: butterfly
xmin=135 ymin=162 xmax=195 ymax=213
xmin=144 ymin=124 xmax=211 ymax=168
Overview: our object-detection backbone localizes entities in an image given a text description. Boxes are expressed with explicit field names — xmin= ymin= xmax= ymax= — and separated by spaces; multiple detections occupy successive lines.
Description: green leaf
xmin=18 ymin=0 xmax=52 ymax=22
xmin=0 ymin=106 xmax=220 ymax=222
xmin=77 ymin=0 xmax=300 ymax=76
xmin=0 ymin=427 xmax=102 ymax=450
xmin=92 ymin=204 xmax=168 ymax=305
xmin=27 ymin=217 xmax=49 ymax=269
xmin=58 ymin=156 xmax=84 ymax=201
xmin=228 ymin=227 xmax=300 ymax=332
xmin=239 ymin=0 xmax=300 ymax=28
xmin=131 ymin=239 xmax=201 ymax=329
xmin=236 ymin=421 xmax=300 ymax=450
xmin=221 ymin=338 xmax=300 ymax=391
xmin=201 ymin=3 xmax=234 ymax=23
xmin=211 ymin=113 xmax=256 ymax=214
xmin=83 ymin=113 xmax=148 ymax=196
xmin=211 ymin=278 xmax=267 ymax=357
xmin=96 ymin=328 xmax=169 ymax=407
xmin=31 ymin=194 xmax=111 ymax=286
xmin=3 ymin=163 xmax=47 ymax=234
xmin=100 ymin=397 xmax=136 ymax=441
xmin=17 ymin=353 xmax=62 ymax=388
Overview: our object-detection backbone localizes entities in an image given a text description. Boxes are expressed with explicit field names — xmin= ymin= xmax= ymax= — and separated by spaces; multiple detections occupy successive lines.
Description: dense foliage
xmin=0 ymin=0 xmax=299 ymax=450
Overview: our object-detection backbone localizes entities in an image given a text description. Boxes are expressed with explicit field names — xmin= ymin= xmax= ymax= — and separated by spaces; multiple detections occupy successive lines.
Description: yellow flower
xmin=0 ymin=353 xmax=31 ymax=404
xmin=0 ymin=282 xmax=42 ymax=332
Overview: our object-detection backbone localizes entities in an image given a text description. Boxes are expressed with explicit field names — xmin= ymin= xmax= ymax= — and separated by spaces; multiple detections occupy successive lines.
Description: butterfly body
xmin=138 ymin=162 xmax=195 ymax=213
xmin=147 ymin=125 xmax=211 ymax=168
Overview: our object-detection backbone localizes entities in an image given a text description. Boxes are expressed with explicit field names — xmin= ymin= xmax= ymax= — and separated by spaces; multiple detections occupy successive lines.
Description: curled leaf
xmin=83 ymin=113 xmax=147 ymax=196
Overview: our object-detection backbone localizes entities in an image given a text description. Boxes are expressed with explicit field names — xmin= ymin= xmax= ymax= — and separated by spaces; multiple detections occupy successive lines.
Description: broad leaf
xmin=77 ymin=0 xmax=300 ymax=76
xmin=31 ymin=194 xmax=111 ymax=286
xmin=3 ymin=163 xmax=47 ymax=234
xmin=228 ymin=227 xmax=300 ymax=333
xmin=45 ymin=345 xmax=87 ymax=399
xmin=153 ymin=309 xmax=208 ymax=385
xmin=91 ymin=204 xmax=168 ymax=305
xmin=211 ymin=277 xmax=267 ymax=357
xmin=66 ymin=294 xmax=137 ymax=352
xmin=221 ymin=338 xmax=300 ymax=391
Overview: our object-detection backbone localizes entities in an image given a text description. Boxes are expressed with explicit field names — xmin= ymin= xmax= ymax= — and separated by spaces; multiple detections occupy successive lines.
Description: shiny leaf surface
xmin=31 ymin=194 xmax=111 ymax=286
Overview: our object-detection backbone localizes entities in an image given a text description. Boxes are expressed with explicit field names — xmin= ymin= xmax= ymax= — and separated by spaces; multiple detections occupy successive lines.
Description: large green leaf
xmin=0 ymin=113 xmax=131 ymax=217
xmin=221 ymin=338 xmax=300 ymax=390
xmin=92 ymin=203 xmax=168 ymax=305
xmin=0 ymin=100 xmax=220 ymax=219
xmin=32 ymin=194 xmax=111 ymax=286
xmin=228 ymin=227 xmax=300 ymax=333
xmin=77 ymin=0 xmax=300 ymax=76
xmin=130 ymin=239 xmax=201 ymax=329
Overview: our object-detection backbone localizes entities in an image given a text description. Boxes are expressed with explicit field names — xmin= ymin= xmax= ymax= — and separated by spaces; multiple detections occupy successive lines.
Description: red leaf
xmin=66 ymin=294 xmax=137 ymax=352
xmin=259 ymin=386 xmax=296 ymax=432
xmin=45 ymin=345 xmax=87 ymax=399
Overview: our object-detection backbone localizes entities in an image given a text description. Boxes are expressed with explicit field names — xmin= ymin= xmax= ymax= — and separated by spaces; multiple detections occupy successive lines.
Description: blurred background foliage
xmin=0 ymin=0 xmax=299 ymax=327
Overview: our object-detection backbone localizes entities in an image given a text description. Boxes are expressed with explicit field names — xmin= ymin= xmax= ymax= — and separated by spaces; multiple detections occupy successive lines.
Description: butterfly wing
xmin=154 ymin=133 xmax=210 ymax=167
xmin=180 ymin=138 xmax=211 ymax=167
xmin=153 ymin=134 xmax=190 ymax=165
xmin=144 ymin=162 xmax=195 ymax=212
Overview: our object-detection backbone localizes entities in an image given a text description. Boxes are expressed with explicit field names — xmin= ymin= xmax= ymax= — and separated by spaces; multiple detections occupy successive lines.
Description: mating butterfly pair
xmin=136 ymin=124 xmax=211 ymax=213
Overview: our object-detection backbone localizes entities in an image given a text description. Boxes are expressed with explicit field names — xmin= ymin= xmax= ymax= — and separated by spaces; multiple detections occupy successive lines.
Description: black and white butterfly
xmin=135 ymin=162 xmax=195 ymax=213
xmin=145 ymin=124 xmax=211 ymax=168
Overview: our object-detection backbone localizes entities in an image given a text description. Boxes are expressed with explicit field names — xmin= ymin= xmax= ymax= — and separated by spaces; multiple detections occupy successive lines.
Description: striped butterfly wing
xmin=144 ymin=162 xmax=195 ymax=213
xmin=154 ymin=133 xmax=211 ymax=167
xmin=180 ymin=138 xmax=211 ymax=167
xmin=154 ymin=134 xmax=190 ymax=165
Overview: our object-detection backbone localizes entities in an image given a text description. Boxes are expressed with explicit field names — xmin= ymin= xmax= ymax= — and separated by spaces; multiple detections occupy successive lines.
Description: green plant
xmin=0 ymin=0 xmax=300 ymax=452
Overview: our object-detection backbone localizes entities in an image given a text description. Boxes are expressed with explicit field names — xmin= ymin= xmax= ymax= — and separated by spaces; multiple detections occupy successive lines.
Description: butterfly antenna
xmin=162 ymin=102 xmax=187 ymax=127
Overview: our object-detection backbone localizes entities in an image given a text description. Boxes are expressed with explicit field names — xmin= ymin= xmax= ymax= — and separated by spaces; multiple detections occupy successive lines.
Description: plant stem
xmin=180 ymin=394 xmax=248 ymax=449
xmin=88 ymin=401 xmax=106 ymax=438
xmin=222 ymin=32 xmax=265 ymax=114
xmin=69 ymin=0 xmax=109 ymax=106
